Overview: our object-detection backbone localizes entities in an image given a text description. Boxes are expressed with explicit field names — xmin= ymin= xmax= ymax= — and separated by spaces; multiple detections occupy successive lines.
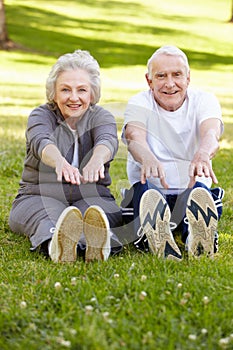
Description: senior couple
xmin=9 ymin=46 xmax=224 ymax=263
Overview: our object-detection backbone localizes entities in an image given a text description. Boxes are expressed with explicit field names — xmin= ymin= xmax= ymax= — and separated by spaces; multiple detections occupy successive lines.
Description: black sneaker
xmin=186 ymin=188 xmax=218 ymax=258
xmin=214 ymin=231 xmax=219 ymax=253
xmin=134 ymin=226 xmax=149 ymax=252
xmin=137 ymin=189 xmax=182 ymax=261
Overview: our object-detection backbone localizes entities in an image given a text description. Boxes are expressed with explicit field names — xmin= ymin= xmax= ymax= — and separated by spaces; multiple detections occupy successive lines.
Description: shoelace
xmin=135 ymin=221 xmax=177 ymax=245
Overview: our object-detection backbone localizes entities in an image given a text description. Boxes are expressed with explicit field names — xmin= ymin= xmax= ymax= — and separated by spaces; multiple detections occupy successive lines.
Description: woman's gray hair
xmin=46 ymin=49 xmax=101 ymax=105
xmin=147 ymin=45 xmax=190 ymax=79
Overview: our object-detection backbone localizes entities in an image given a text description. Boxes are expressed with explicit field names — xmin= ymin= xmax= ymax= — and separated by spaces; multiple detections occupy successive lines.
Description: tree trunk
xmin=230 ymin=0 xmax=233 ymax=22
xmin=0 ymin=0 xmax=14 ymax=49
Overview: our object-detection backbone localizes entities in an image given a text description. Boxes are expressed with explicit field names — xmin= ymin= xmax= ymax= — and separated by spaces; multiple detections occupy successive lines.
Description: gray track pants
xmin=9 ymin=183 xmax=123 ymax=250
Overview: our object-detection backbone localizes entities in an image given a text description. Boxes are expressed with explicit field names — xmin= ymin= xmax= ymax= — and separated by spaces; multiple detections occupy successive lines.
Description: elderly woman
xmin=9 ymin=50 xmax=122 ymax=263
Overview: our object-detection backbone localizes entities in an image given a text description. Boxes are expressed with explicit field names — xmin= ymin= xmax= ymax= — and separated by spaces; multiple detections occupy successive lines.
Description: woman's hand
xmin=56 ymin=158 xmax=83 ymax=185
xmin=82 ymin=161 xmax=105 ymax=183
xmin=41 ymin=144 xmax=83 ymax=185
xmin=81 ymin=144 xmax=111 ymax=183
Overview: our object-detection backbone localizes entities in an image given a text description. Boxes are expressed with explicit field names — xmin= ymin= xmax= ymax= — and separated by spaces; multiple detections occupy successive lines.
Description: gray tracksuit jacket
xmin=18 ymin=103 xmax=118 ymax=195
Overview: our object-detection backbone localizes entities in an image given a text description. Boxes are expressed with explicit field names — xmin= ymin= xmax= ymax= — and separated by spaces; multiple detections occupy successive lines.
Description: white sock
xmin=48 ymin=239 xmax=52 ymax=257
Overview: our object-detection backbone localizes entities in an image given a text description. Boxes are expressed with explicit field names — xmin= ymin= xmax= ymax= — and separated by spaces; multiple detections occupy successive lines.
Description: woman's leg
xmin=9 ymin=195 xmax=67 ymax=250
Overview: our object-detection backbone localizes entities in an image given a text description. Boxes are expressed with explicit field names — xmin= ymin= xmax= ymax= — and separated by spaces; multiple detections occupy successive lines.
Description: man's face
xmin=146 ymin=54 xmax=190 ymax=111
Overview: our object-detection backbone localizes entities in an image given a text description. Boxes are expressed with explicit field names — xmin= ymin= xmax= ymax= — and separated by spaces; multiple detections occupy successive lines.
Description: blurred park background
xmin=1 ymin=0 xmax=233 ymax=108
xmin=1 ymin=0 xmax=233 ymax=206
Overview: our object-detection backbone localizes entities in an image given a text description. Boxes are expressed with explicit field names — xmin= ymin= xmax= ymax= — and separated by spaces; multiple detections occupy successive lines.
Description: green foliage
xmin=0 ymin=0 xmax=233 ymax=349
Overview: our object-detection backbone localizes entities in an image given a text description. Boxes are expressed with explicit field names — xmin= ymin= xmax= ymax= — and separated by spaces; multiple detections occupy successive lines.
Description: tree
xmin=0 ymin=0 xmax=14 ymax=49
xmin=230 ymin=0 xmax=233 ymax=22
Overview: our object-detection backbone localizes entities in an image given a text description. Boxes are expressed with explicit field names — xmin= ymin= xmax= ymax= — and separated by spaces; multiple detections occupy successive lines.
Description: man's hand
xmin=125 ymin=122 xmax=169 ymax=189
xmin=140 ymin=154 xmax=169 ymax=188
xmin=188 ymin=150 xmax=218 ymax=188
xmin=188 ymin=119 xmax=221 ymax=188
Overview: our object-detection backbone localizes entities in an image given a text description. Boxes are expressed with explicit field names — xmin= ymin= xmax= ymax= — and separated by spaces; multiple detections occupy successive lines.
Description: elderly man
xmin=122 ymin=45 xmax=224 ymax=260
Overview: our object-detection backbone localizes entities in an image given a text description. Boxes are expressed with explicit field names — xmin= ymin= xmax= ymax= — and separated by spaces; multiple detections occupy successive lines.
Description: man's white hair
xmin=147 ymin=45 xmax=190 ymax=78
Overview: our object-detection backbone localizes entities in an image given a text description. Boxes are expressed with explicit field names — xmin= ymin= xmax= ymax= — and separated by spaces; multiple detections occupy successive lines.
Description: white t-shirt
xmin=67 ymin=126 xmax=79 ymax=168
xmin=122 ymin=88 xmax=223 ymax=194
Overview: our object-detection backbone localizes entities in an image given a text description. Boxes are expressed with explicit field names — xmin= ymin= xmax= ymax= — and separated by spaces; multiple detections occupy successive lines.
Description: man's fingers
xmin=140 ymin=164 xmax=168 ymax=188
xmin=158 ymin=168 xmax=168 ymax=189
xmin=160 ymin=176 xmax=169 ymax=189
xmin=188 ymin=177 xmax=196 ymax=188
xmin=189 ymin=163 xmax=195 ymax=178
xmin=140 ymin=171 xmax=146 ymax=184
xmin=210 ymin=168 xmax=218 ymax=184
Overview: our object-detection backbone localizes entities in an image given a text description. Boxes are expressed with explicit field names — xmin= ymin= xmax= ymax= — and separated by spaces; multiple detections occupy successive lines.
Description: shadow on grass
xmin=5 ymin=1 xmax=233 ymax=69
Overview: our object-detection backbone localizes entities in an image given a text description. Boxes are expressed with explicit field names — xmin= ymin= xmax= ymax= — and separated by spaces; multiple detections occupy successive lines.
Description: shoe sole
xmin=139 ymin=189 xmax=182 ymax=261
xmin=55 ymin=206 xmax=83 ymax=262
xmin=83 ymin=205 xmax=109 ymax=262
xmin=186 ymin=188 xmax=218 ymax=258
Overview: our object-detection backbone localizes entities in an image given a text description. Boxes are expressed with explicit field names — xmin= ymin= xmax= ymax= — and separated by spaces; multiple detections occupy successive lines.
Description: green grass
xmin=0 ymin=0 xmax=233 ymax=349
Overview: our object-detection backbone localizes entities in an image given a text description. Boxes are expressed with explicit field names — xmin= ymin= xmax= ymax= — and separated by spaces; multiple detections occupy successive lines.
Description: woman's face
xmin=54 ymin=68 xmax=92 ymax=120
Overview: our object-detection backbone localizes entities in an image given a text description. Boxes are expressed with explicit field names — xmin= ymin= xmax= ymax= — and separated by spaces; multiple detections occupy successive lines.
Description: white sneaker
xmin=50 ymin=206 xmax=83 ymax=263
xmin=139 ymin=189 xmax=182 ymax=261
xmin=83 ymin=205 xmax=111 ymax=262
xmin=186 ymin=188 xmax=218 ymax=258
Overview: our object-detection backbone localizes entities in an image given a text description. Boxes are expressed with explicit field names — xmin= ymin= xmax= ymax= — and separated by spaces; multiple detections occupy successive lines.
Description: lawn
xmin=0 ymin=0 xmax=233 ymax=349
